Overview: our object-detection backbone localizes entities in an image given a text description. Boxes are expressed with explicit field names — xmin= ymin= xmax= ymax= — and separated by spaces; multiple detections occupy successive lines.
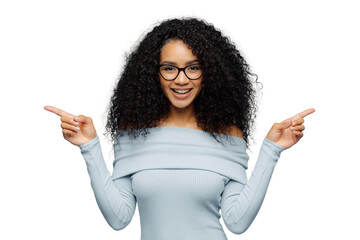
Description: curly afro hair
xmin=104 ymin=17 xmax=262 ymax=150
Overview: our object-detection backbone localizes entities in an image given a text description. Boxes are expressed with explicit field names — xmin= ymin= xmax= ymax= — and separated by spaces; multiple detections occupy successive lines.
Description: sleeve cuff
xmin=79 ymin=135 xmax=100 ymax=152
xmin=263 ymin=137 xmax=285 ymax=154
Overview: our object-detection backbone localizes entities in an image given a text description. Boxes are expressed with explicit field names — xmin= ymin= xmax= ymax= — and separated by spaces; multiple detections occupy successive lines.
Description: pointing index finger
xmin=281 ymin=108 xmax=315 ymax=123
xmin=44 ymin=105 xmax=75 ymax=118
xmin=296 ymin=108 xmax=315 ymax=118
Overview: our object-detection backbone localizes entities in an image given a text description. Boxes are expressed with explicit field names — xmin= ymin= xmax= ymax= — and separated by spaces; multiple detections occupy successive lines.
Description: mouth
xmin=170 ymin=88 xmax=193 ymax=99
xmin=171 ymin=88 xmax=193 ymax=94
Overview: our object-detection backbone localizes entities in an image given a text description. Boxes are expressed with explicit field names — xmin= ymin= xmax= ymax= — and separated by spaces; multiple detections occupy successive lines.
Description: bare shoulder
xmin=227 ymin=124 xmax=244 ymax=139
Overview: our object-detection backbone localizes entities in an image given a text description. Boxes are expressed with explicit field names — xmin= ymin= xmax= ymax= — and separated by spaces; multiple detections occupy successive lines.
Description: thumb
xmin=277 ymin=118 xmax=292 ymax=130
xmin=74 ymin=115 xmax=91 ymax=124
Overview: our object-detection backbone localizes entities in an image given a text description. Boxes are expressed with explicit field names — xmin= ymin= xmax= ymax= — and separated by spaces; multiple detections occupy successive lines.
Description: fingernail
xmin=75 ymin=127 xmax=80 ymax=131
xmin=292 ymin=121 xmax=296 ymax=126
xmin=73 ymin=121 xmax=79 ymax=126
xmin=74 ymin=116 xmax=79 ymax=121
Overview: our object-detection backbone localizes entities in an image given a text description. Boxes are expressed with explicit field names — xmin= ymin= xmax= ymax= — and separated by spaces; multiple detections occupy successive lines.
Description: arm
xmin=220 ymin=137 xmax=285 ymax=234
xmin=79 ymin=135 xmax=137 ymax=230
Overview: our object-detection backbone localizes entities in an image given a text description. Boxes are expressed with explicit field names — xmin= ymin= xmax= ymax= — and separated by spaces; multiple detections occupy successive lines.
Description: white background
xmin=1 ymin=0 xmax=359 ymax=239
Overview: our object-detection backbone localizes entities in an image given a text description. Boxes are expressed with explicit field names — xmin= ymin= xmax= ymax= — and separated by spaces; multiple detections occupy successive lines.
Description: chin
xmin=170 ymin=102 xmax=193 ymax=109
xmin=167 ymin=97 xmax=194 ymax=108
xmin=166 ymin=91 xmax=198 ymax=109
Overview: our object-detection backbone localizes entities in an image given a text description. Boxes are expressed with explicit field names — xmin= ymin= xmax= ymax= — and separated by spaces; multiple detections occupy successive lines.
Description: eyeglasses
xmin=158 ymin=63 xmax=203 ymax=81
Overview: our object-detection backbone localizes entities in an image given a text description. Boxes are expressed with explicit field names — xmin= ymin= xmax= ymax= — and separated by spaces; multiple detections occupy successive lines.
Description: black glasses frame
xmin=158 ymin=63 xmax=204 ymax=81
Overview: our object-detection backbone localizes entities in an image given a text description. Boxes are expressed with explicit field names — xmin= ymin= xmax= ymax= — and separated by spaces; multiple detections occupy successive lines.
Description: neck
xmin=163 ymin=104 xmax=197 ymax=127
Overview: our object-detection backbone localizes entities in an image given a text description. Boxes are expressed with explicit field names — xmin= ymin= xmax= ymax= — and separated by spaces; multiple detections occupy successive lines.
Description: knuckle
xmin=61 ymin=122 xmax=69 ymax=129
xmin=79 ymin=114 xmax=91 ymax=121
xmin=63 ymin=116 xmax=70 ymax=123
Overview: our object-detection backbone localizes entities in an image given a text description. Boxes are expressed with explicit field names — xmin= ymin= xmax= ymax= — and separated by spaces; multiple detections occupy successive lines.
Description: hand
xmin=266 ymin=108 xmax=315 ymax=149
xmin=44 ymin=105 xmax=97 ymax=146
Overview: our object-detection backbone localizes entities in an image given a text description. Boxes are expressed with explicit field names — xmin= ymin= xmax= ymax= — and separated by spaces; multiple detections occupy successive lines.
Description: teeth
xmin=173 ymin=89 xmax=191 ymax=94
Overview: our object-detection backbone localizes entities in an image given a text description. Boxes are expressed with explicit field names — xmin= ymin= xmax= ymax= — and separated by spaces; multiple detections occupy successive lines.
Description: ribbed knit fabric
xmin=79 ymin=126 xmax=285 ymax=240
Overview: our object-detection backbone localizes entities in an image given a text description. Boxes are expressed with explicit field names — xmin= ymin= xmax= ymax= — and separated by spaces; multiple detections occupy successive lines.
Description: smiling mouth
xmin=171 ymin=88 xmax=193 ymax=94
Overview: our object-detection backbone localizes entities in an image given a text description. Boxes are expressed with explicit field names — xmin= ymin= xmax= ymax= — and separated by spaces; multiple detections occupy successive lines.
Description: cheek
xmin=159 ymin=79 xmax=170 ymax=95
xmin=159 ymin=77 xmax=166 ymax=90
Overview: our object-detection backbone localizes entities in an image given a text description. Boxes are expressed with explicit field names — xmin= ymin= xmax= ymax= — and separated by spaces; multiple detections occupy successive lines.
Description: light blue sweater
xmin=79 ymin=126 xmax=285 ymax=240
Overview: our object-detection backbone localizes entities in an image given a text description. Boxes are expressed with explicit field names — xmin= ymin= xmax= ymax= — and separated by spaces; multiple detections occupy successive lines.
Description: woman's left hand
xmin=266 ymin=108 xmax=315 ymax=149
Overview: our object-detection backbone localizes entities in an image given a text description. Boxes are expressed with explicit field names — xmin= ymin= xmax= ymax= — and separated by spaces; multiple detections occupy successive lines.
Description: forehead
xmin=160 ymin=39 xmax=198 ymax=64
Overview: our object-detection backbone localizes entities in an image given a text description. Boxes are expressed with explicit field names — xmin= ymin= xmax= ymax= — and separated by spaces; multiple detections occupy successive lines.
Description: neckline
xmin=151 ymin=126 xmax=245 ymax=142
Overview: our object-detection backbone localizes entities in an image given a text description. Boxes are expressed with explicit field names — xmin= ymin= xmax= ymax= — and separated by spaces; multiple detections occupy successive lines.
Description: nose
xmin=174 ymin=69 xmax=190 ymax=85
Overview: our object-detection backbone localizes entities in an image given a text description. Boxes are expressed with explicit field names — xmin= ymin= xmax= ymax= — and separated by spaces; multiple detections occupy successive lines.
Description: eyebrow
xmin=160 ymin=59 xmax=200 ymax=65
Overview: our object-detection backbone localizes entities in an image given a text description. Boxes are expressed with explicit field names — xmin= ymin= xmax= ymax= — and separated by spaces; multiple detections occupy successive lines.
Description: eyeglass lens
xmin=159 ymin=64 xmax=203 ymax=80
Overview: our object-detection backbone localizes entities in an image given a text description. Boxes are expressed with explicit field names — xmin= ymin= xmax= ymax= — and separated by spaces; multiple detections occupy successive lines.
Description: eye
xmin=161 ymin=66 xmax=176 ymax=72
xmin=187 ymin=65 xmax=201 ymax=72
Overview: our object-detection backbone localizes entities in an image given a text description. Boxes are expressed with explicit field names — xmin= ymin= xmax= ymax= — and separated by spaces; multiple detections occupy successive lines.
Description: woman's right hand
xmin=44 ymin=105 xmax=97 ymax=146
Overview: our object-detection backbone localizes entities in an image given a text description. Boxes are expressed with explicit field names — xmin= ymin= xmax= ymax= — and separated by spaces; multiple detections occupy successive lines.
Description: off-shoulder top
xmin=79 ymin=126 xmax=285 ymax=240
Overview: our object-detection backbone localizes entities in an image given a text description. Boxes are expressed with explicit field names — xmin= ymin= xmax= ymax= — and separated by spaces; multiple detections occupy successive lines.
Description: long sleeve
xmin=220 ymin=137 xmax=285 ymax=234
xmin=79 ymin=135 xmax=137 ymax=230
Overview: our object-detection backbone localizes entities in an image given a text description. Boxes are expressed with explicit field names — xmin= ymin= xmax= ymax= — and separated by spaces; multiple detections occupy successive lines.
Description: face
xmin=159 ymin=39 xmax=203 ymax=110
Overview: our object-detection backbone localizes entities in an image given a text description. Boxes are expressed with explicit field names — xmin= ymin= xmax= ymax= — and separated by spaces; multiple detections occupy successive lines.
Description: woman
xmin=44 ymin=17 xmax=315 ymax=240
